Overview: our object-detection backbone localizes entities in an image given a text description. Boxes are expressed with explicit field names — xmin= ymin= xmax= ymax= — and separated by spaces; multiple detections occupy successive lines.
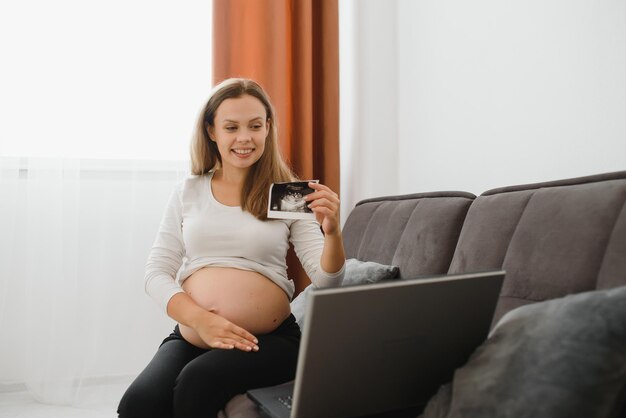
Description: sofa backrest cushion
xmin=448 ymin=171 xmax=626 ymax=325
xmin=343 ymin=192 xmax=475 ymax=278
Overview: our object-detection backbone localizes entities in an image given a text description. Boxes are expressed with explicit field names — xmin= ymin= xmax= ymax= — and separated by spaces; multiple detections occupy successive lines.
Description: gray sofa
xmin=224 ymin=170 xmax=626 ymax=417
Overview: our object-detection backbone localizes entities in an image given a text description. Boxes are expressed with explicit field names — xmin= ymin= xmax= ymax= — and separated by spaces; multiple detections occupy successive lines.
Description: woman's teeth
xmin=233 ymin=149 xmax=253 ymax=155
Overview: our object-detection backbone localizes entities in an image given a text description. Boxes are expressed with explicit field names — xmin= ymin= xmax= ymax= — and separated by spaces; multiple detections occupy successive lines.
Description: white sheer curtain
xmin=0 ymin=0 xmax=213 ymax=407
xmin=339 ymin=0 xmax=400 ymax=225
xmin=0 ymin=157 xmax=187 ymax=405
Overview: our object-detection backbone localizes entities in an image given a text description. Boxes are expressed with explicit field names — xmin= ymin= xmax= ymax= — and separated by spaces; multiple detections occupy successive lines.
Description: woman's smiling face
xmin=209 ymin=94 xmax=269 ymax=173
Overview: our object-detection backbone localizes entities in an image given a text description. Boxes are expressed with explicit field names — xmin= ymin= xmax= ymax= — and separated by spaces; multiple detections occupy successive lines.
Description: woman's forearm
xmin=166 ymin=292 xmax=213 ymax=329
xmin=320 ymin=230 xmax=346 ymax=274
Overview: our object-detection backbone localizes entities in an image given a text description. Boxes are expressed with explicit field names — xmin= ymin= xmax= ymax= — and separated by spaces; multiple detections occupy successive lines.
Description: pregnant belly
xmin=179 ymin=267 xmax=291 ymax=349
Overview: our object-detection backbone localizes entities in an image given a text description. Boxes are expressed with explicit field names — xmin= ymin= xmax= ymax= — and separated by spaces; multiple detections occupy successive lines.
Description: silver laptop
xmin=247 ymin=270 xmax=505 ymax=418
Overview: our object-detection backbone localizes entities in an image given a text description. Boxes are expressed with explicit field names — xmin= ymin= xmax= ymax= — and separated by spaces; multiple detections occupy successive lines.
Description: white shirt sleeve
xmin=289 ymin=219 xmax=345 ymax=288
xmin=144 ymin=182 xmax=186 ymax=312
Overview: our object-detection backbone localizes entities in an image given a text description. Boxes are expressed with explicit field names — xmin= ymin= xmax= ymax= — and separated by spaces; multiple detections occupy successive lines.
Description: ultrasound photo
xmin=267 ymin=181 xmax=318 ymax=220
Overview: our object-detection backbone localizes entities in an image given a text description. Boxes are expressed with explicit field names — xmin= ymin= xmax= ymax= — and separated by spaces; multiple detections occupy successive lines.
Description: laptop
xmin=247 ymin=270 xmax=505 ymax=418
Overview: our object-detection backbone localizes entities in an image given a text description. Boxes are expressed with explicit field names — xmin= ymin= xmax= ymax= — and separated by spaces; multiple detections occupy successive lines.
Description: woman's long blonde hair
xmin=190 ymin=78 xmax=296 ymax=220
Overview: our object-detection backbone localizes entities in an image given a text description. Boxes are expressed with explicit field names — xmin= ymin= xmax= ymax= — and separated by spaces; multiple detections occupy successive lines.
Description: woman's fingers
xmin=198 ymin=314 xmax=259 ymax=352
xmin=231 ymin=324 xmax=258 ymax=345
xmin=307 ymin=181 xmax=336 ymax=194
xmin=307 ymin=197 xmax=338 ymax=211
xmin=235 ymin=332 xmax=260 ymax=352
xmin=305 ymin=184 xmax=340 ymax=211
xmin=212 ymin=341 xmax=236 ymax=350
xmin=217 ymin=338 xmax=259 ymax=352
xmin=304 ymin=182 xmax=341 ymax=234
xmin=225 ymin=325 xmax=259 ymax=352
xmin=235 ymin=339 xmax=259 ymax=352
xmin=305 ymin=183 xmax=339 ymax=203
xmin=212 ymin=337 xmax=258 ymax=352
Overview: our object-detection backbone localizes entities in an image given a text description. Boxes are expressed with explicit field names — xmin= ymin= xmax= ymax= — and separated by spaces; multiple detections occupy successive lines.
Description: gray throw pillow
xmin=420 ymin=285 xmax=626 ymax=418
xmin=290 ymin=258 xmax=399 ymax=328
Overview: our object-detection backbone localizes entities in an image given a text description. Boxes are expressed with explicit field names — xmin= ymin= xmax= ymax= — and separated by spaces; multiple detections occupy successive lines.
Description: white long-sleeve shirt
xmin=145 ymin=171 xmax=345 ymax=312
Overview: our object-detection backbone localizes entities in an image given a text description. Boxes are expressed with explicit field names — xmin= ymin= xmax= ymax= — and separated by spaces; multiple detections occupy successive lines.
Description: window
xmin=0 ymin=1 xmax=212 ymax=161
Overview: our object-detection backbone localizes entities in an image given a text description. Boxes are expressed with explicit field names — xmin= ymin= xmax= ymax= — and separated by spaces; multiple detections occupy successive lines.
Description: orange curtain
xmin=212 ymin=0 xmax=340 ymax=293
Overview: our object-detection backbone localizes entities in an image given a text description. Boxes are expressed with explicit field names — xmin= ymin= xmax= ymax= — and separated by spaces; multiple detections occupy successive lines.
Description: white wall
xmin=341 ymin=0 xmax=626 ymax=219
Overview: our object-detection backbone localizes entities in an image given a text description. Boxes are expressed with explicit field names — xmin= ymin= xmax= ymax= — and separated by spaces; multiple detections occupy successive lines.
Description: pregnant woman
xmin=117 ymin=78 xmax=345 ymax=418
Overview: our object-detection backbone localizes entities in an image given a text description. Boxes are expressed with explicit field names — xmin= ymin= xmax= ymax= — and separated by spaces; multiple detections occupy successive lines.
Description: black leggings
xmin=118 ymin=314 xmax=301 ymax=418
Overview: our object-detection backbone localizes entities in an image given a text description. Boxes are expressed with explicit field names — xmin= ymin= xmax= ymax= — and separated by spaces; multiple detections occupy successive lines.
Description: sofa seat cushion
xmin=420 ymin=285 xmax=626 ymax=418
